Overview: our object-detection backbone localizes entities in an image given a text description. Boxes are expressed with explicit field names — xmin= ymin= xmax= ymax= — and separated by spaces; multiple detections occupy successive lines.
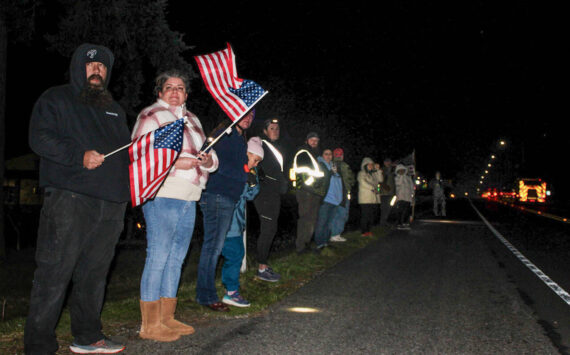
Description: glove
xmin=247 ymin=170 xmax=257 ymax=187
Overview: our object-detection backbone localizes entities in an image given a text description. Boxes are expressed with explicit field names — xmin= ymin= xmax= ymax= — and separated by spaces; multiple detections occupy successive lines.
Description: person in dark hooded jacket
xmin=25 ymin=43 xmax=130 ymax=354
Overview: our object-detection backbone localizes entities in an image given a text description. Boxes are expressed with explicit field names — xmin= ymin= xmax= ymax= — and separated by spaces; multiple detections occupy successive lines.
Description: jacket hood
xmin=69 ymin=43 xmax=115 ymax=92
xmin=395 ymin=164 xmax=407 ymax=173
xmin=318 ymin=156 xmax=332 ymax=170
xmin=360 ymin=157 xmax=374 ymax=170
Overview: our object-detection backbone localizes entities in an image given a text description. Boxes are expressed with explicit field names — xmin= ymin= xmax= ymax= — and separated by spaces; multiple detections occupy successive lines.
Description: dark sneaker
xmin=69 ymin=338 xmax=125 ymax=354
xmin=222 ymin=291 xmax=251 ymax=307
xmin=257 ymin=267 xmax=281 ymax=282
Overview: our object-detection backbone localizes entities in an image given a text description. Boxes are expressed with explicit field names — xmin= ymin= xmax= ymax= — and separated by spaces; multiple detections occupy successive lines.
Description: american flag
xmin=129 ymin=118 xmax=184 ymax=206
xmin=194 ymin=43 xmax=267 ymax=121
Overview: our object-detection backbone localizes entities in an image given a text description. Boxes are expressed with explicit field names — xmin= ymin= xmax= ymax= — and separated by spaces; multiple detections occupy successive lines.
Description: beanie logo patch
xmin=86 ymin=49 xmax=97 ymax=59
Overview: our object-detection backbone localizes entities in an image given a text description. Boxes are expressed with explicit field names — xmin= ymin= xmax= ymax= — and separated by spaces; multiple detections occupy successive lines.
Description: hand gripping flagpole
xmin=104 ymin=142 xmax=132 ymax=158
xmin=199 ymin=90 xmax=269 ymax=154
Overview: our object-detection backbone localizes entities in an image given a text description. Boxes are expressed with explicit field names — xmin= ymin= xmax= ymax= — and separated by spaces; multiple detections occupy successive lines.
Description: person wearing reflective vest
xmin=253 ymin=118 xmax=289 ymax=282
xmin=291 ymin=132 xmax=329 ymax=253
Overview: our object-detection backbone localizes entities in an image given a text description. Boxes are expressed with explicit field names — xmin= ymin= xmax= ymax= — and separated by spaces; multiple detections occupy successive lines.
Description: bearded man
xmin=25 ymin=43 xmax=130 ymax=354
xmin=293 ymin=132 xmax=329 ymax=254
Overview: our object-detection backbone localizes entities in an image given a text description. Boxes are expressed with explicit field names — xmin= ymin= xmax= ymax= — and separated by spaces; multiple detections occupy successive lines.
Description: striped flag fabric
xmin=194 ymin=43 xmax=267 ymax=121
xmin=129 ymin=118 xmax=184 ymax=206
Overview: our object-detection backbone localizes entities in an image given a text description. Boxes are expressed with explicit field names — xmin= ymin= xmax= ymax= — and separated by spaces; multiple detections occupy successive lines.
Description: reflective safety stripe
xmin=292 ymin=149 xmax=324 ymax=181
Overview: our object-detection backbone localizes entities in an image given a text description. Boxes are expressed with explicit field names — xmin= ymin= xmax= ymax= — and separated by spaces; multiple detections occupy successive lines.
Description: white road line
xmin=469 ymin=199 xmax=570 ymax=307
xmin=418 ymin=219 xmax=484 ymax=225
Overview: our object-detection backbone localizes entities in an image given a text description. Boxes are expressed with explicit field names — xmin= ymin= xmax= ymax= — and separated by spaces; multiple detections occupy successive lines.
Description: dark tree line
xmin=0 ymin=0 xmax=194 ymax=259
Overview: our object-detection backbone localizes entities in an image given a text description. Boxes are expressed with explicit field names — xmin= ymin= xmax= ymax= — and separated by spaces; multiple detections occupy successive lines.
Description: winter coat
xmin=131 ymin=99 xmax=219 ymax=193
xmin=29 ymin=43 xmax=130 ymax=202
xmin=226 ymin=168 xmax=260 ymax=238
xmin=293 ymin=144 xmax=329 ymax=197
xmin=318 ymin=156 xmax=345 ymax=206
xmin=395 ymin=164 xmax=414 ymax=203
xmin=258 ymin=136 xmax=288 ymax=195
xmin=357 ymin=157 xmax=383 ymax=204
xmin=204 ymin=126 xmax=248 ymax=203
xmin=380 ymin=164 xmax=395 ymax=196
xmin=429 ymin=178 xmax=447 ymax=198
xmin=334 ymin=158 xmax=356 ymax=199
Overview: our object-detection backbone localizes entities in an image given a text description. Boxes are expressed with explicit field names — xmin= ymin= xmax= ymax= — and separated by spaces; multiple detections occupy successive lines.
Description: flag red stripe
xmin=196 ymin=53 xmax=243 ymax=119
xmin=128 ymin=120 xmax=183 ymax=207
xmin=194 ymin=46 xmax=249 ymax=121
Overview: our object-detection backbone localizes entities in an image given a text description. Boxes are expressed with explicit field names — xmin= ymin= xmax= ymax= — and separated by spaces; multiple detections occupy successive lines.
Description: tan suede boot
xmin=139 ymin=300 xmax=181 ymax=342
xmin=160 ymin=297 xmax=195 ymax=335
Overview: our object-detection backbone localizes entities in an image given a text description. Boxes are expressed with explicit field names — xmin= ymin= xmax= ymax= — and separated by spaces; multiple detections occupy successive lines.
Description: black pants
xmin=295 ymin=189 xmax=322 ymax=252
xmin=24 ymin=188 xmax=126 ymax=354
xmin=360 ymin=203 xmax=378 ymax=233
xmin=380 ymin=195 xmax=394 ymax=225
xmin=254 ymin=189 xmax=281 ymax=265
xmin=395 ymin=200 xmax=412 ymax=225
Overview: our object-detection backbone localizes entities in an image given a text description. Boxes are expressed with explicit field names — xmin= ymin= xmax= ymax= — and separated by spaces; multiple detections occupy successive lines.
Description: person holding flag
xmin=26 ymin=43 xmax=130 ymax=355
xmin=131 ymin=69 xmax=217 ymax=342
xmin=191 ymin=43 xmax=268 ymax=311
xmin=196 ymin=110 xmax=254 ymax=312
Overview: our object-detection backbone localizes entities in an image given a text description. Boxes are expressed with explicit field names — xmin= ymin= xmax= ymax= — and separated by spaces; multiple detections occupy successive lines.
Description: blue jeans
xmin=140 ymin=197 xmax=196 ymax=301
xmin=330 ymin=199 xmax=349 ymax=236
xmin=314 ymin=202 xmax=339 ymax=247
xmin=196 ymin=192 xmax=236 ymax=304
xmin=221 ymin=235 xmax=244 ymax=292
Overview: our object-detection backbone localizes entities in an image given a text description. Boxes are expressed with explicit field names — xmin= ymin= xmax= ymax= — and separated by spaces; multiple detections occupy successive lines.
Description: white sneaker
xmin=330 ymin=235 xmax=347 ymax=242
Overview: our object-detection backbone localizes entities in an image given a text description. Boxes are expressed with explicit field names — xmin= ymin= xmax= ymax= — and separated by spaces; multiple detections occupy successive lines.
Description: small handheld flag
xmin=194 ymin=43 xmax=267 ymax=122
xmin=129 ymin=118 xmax=184 ymax=206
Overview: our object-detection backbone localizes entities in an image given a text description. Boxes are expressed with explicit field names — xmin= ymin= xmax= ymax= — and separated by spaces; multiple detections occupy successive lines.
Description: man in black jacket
xmin=25 ymin=43 xmax=130 ymax=355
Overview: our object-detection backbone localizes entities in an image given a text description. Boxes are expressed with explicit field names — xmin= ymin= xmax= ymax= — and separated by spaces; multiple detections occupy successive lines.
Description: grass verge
xmin=0 ymin=227 xmax=385 ymax=354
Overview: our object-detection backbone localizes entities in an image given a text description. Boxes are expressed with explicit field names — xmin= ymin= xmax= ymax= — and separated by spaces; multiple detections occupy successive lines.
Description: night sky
xmin=5 ymin=1 xmax=565 ymax=199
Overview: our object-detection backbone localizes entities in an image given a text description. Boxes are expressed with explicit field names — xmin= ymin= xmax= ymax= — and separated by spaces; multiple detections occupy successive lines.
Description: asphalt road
xmin=125 ymin=198 xmax=564 ymax=354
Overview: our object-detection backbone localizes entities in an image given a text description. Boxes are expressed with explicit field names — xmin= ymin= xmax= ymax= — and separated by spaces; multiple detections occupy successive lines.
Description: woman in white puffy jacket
xmin=394 ymin=164 xmax=415 ymax=229
xmin=357 ymin=157 xmax=383 ymax=236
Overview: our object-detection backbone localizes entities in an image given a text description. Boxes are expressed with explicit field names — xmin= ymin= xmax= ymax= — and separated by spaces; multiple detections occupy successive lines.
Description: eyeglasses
xmin=162 ymin=86 xmax=186 ymax=93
